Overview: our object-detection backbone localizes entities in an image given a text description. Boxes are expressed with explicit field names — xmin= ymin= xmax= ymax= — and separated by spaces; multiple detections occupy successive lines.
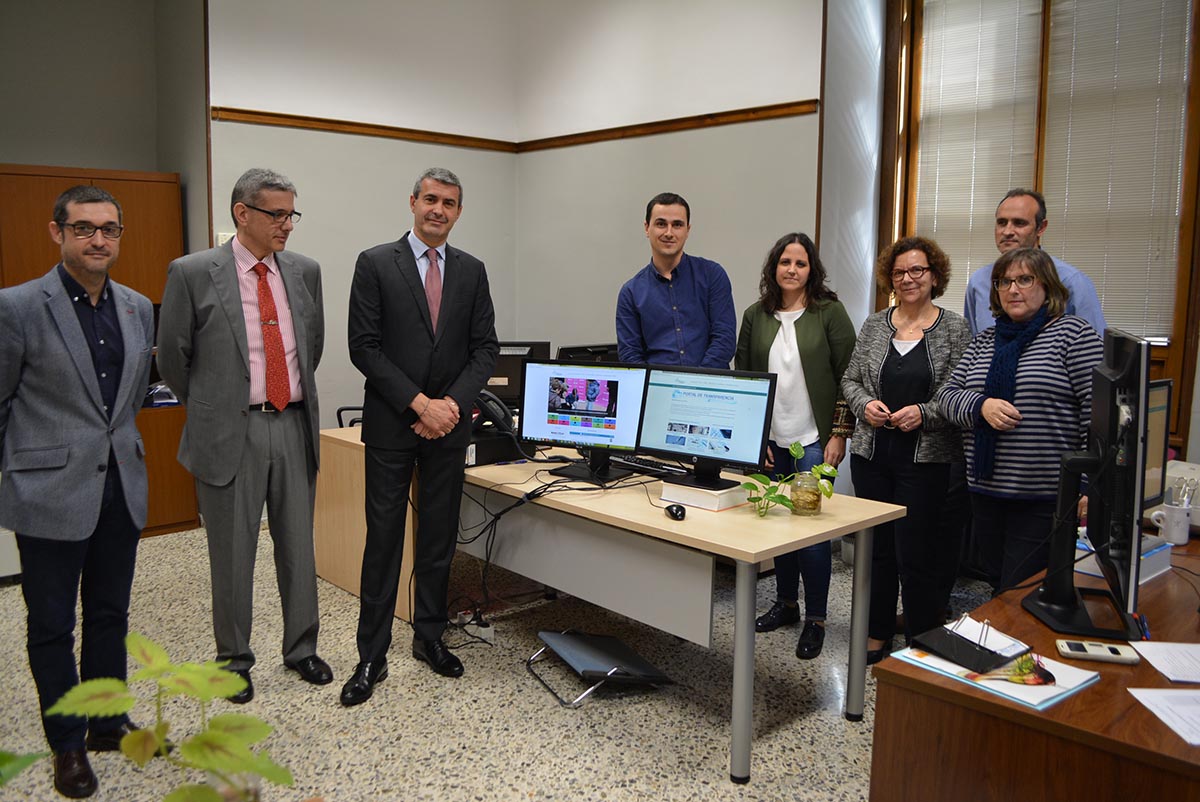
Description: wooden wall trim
xmin=210 ymin=107 xmax=519 ymax=153
xmin=209 ymin=100 xmax=820 ymax=155
xmin=815 ymin=0 xmax=828 ymax=246
xmin=516 ymin=100 xmax=819 ymax=152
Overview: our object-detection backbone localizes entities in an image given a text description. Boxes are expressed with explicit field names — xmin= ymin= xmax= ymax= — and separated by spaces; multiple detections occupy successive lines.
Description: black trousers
xmin=970 ymin=492 xmax=1056 ymax=591
xmin=852 ymin=452 xmax=961 ymax=642
xmin=16 ymin=458 xmax=140 ymax=752
xmin=357 ymin=441 xmax=465 ymax=659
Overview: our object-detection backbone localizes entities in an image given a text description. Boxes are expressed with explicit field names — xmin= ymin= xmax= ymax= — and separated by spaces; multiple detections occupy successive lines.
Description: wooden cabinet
xmin=0 ymin=163 xmax=199 ymax=536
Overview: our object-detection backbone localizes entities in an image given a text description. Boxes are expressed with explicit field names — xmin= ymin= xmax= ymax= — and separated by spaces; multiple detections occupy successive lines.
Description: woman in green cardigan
xmin=735 ymin=232 xmax=856 ymax=659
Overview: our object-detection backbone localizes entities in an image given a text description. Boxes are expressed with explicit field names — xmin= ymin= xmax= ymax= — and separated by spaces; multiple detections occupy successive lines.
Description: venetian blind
xmin=913 ymin=0 xmax=1043 ymax=317
xmin=1040 ymin=0 xmax=1191 ymax=341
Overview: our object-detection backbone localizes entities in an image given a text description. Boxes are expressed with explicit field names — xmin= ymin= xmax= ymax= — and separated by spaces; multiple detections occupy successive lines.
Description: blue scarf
xmin=973 ymin=306 xmax=1049 ymax=480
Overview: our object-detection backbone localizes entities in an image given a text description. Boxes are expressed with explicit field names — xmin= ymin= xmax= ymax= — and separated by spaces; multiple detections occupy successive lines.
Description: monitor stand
xmin=662 ymin=460 xmax=738 ymax=491
xmin=550 ymin=449 xmax=633 ymax=485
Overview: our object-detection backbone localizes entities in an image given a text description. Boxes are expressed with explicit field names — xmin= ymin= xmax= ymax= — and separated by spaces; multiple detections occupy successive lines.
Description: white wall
xmin=513 ymin=0 xmax=823 ymax=140
xmin=512 ymin=116 xmax=820 ymax=346
xmin=207 ymin=0 xmax=820 ymax=142
xmin=0 ymin=0 xmax=159 ymax=171
xmin=210 ymin=122 xmax=518 ymax=426
xmin=819 ymin=0 xmax=886 ymax=328
xmin=155 ymin=0 xmax=211 ymax=253
xmin=207 ymin=0 xmax=521 ymax=140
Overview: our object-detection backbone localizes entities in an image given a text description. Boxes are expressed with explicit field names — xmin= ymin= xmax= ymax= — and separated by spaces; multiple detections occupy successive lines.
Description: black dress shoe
xmin=412 ymin=637 xmax=464 ymax=678
xmin=755 ymin=599 xmax=801 ymax=632
xmin=285 ymin=654 xmax=334 ymax=685
xmin=53 ymin=749 xmax=97 ymax=799
xmin=340 ymin=660 xmax=388 ymax=707
xmin=85 ymin=720 xmax=138 ymax=752
xmin=227 ymin=669 xmax=254 ymax=704
xmin=866 ymin=639 xmax=894 ymax=666
xmin=796 ymin=620 xmax=826 ymax=660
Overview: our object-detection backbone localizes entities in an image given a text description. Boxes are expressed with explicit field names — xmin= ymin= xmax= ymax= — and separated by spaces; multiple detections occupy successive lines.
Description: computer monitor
xmin=518 ymin=359 xmax=648 ymax=484
xmin=485 ymin=341 xmax=551 ymax=408
xmin=1023 ymin=328 xmax=1172 ymax=640
xmin=637 ymin=365 xmax=776 ymax=491
xmin=555 ymin=344 xmax=621 ymax=363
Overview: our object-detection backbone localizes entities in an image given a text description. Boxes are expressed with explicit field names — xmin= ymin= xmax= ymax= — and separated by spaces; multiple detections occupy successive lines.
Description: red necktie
xmin=252 ymin=262 xmax=291 ymax=411
xmin=425 ymin=248 xmax=442 ymax=332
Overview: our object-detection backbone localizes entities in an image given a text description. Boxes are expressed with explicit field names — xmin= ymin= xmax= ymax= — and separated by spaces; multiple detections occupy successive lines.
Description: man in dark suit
xmin=341 ymin=167 xmax=498 ymax=706
xmin=0 ymin=186 xmax=154 ymax=798
xmin=157 ymin=168 xmax=330 ymax=704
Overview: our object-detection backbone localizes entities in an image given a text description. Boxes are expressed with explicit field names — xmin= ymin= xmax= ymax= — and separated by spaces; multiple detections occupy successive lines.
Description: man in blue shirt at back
xmin=615 ymin=192 xmax=736 ymax=367
xmin=963 ymin=188 xmax=1106 ymax=336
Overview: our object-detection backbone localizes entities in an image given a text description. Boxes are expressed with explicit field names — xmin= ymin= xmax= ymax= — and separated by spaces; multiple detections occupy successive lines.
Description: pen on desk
xmin=1134 ymin=613 xmax=1151 ymax=641
xmin=496 ymin=460 xmax=527 ymax=465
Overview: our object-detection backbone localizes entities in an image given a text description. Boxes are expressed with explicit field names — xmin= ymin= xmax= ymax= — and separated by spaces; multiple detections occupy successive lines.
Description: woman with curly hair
xmin=841 ymin=236 xmax=971 ymax=663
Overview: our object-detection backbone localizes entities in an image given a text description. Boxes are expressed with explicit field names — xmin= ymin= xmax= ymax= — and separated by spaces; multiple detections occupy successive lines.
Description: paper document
xmin=894 ymin=648 xmax=1099 ymax=711
xmin=1129 ymin=689 xmax=1200 ymax=745
xmin=1131 ymin=642 xmax=1200 ymax=682
xmin=946 ymin=616 xmax=1029 ymax=659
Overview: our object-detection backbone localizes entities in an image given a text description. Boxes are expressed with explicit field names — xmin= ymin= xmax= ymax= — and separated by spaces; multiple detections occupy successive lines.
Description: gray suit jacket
xmin=0 ymin=268 xmax=154 ymax=541
xmin=156 ymin=242 xmax=324 ymax=486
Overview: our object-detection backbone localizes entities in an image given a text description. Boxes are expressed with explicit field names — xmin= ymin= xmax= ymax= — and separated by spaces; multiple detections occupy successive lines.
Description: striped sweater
xmin=936 ymin=315 xmax=1103 ymax=499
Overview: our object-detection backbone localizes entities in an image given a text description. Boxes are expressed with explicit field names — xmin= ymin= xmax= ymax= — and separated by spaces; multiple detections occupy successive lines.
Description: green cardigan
xmin=734 ymin=299 xmax=857 ymax=447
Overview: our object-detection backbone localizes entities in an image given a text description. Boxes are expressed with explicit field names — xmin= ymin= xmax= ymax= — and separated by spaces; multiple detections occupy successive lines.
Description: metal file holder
xmin=525 ymin=629 xmax=672 ymax=708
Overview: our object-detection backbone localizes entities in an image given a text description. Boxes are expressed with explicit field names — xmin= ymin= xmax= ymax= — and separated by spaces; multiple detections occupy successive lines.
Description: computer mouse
xmin=665 ymin=504 xmax=687 ymax=521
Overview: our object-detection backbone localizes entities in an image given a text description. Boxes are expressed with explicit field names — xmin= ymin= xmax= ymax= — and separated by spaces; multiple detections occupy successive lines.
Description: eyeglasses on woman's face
xmin=993 ymin=274 xmax=1037 ymax=291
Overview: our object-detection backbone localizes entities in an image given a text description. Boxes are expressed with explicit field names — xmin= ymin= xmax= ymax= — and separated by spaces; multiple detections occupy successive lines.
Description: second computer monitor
xmin=638 ymin=365 xmax=776 ymax=490
xmin=519 ymin=359 xmax=648 ymax=483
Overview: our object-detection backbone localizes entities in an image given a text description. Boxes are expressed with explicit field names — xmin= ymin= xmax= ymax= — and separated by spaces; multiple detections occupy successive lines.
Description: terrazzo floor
xmin=0 ymin=527 xmax=989 ymax=802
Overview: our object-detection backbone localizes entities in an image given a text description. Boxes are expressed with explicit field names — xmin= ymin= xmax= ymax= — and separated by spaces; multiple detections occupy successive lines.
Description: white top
xmin=891 ymin=337 xmax=920 ymax=357
xmin=768 ymin=309 xmax=818 ymax=448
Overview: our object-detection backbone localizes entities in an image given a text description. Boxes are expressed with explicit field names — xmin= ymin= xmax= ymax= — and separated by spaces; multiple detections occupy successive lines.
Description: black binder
xmin=911 ymin=625 xmax=1029 ymax=674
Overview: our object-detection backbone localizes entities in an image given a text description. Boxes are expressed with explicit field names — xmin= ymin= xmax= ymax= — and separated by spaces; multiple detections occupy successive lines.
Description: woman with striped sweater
xmin=937 ymin=248 xmax=1103 ymax=590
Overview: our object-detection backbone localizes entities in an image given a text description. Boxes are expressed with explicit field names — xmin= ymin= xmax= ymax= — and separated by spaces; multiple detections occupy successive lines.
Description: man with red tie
xmin=342 ymin=168 xmax=498 ymax=706
xmin=157 ymin=168 xmax=330 ymax=703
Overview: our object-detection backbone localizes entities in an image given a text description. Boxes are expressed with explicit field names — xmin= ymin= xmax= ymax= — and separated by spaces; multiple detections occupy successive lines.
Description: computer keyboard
xmin=609 ymin=454 xmax=689 ymax=476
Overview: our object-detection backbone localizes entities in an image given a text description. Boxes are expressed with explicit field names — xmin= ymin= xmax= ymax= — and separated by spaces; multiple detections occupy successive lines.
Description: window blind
xmin=912 ymin=0 xmax=1043 ymax=318
xmin=1040 ymin=0 xmax=1191 ymax=340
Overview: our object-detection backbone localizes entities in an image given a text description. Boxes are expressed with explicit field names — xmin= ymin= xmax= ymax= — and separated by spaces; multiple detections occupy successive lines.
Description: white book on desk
xmin=659 ymin=482 xmax=747 ymax=512
xmin=894 ymin=647 xmax=1100 ymax=711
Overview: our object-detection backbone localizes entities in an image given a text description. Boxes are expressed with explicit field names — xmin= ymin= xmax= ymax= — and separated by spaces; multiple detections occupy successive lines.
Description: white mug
xmin=1151 ymin=503 xmax=1191 ymax=546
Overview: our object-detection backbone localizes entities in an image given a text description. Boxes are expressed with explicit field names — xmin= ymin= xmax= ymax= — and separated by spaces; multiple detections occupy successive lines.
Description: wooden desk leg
xmin=730 ymin=559 xmax=756 ymax=784
xmin=844 ymin=528 xmax=873 ymax=721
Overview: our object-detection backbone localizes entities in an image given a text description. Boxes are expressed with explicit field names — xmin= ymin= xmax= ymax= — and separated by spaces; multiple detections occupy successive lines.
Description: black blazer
xmin=347 ymin=233 xmax=498 ymax=449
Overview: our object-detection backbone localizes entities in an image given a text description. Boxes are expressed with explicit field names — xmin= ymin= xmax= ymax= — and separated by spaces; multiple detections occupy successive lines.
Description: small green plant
xmin=0 ymin=750 xmax=48 ymax=787
xmin=741 ymin=473 xmax=795 ymax=517
xmin=43 ymin=632 xmax=293 ymax=802
xmin=786 ymin=443 xmax=839 ymax=499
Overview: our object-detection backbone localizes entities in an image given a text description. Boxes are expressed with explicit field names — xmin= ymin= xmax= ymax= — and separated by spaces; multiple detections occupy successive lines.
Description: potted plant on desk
xmin=741 ymin=443 xmax=839 ymax=518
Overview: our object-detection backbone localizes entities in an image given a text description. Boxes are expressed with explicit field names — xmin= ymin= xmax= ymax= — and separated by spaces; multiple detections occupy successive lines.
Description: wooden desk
xmin=313 ymin=427 xmax=415 ymax=620
xmin=870 ymin=542 xmax=1200 ymax=802
xmin=459 ymin=454 xmax=905 ymax=783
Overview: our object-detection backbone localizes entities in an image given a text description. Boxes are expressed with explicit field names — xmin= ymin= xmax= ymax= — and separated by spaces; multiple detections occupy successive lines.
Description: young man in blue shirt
xmin=615 ymin=192 xmax=736 ymax=367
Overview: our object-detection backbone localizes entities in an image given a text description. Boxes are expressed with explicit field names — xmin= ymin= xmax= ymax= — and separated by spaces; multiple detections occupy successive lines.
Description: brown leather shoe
xmin=85 ymin=721 xmax=137 ymax=752
xmin=53 ymin=749 xmax=97 ymax=798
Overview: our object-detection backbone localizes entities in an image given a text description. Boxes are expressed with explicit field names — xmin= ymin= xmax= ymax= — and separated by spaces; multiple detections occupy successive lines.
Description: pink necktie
xmin=252 ymin=263 xmax=291 ymax=411
xmin=425 ymin=248 xmax=442 ymax=332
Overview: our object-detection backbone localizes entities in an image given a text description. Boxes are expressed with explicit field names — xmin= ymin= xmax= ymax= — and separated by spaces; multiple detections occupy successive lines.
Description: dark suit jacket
xmin=0 ymin=268 xmax=154 ymax=540
xmin=156 ymin=242 xmax=324 ymax=486
xmin=347 ymin=233 xmax=498 ymax=449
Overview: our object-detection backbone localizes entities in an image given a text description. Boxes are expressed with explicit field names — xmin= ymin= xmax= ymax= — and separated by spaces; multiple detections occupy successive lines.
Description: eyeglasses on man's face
xmin=891 ymin=265 xmax=929 ymax=282
xmin=993 ymin=274 xmax=1037 ymax=291
xmin=59 ymin=222 xmax=124 ymax=240
xmin=244 ymin=203 xmax=302 ymax=225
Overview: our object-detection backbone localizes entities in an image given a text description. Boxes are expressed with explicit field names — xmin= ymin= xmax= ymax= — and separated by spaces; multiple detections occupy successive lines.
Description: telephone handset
xmin=473 ymin=389 xmax=516 ymax=435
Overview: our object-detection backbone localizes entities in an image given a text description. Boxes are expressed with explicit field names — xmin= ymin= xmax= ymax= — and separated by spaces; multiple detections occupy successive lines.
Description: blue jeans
xmin=767 ymin=440 xmax=830 ymax=621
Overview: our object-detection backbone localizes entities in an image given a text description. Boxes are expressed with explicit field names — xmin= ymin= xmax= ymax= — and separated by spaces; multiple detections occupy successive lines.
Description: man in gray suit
xmin=0 ymin=186 xmax=154 ymax=798
xmin=157 ymin=168 xmax=330 ymax=704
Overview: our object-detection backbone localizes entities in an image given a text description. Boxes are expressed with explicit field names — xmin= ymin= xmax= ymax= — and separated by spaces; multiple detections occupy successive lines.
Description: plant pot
xmin=791 ymin=474 xmax=822 ymax=516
